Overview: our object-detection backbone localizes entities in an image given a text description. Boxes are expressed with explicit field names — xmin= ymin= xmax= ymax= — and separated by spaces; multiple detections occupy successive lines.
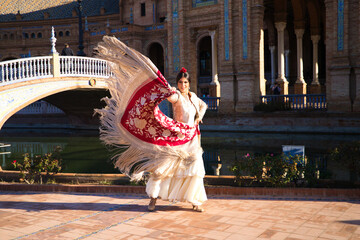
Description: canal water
xmin=0 ymin=129 xmax=358 ymax=181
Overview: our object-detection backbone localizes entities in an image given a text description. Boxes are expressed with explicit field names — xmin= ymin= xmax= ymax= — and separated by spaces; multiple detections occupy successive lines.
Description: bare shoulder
xmin=189 ymin=91 xmax=199 ymax=98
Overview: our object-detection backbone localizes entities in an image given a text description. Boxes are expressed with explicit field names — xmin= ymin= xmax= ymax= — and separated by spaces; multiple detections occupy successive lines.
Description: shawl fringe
xmin=95 ymin=36 xmax=200 ymax=181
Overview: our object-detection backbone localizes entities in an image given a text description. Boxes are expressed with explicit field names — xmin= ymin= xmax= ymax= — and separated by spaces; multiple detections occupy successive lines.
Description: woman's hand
xmin=195 ymin=118 xmax=203 ymax=125
xmin=167 ymin=87 xmax=179 ymax=103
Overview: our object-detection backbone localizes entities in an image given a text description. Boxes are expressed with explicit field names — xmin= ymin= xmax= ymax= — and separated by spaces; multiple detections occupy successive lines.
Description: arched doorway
xmin=197 ymin=36 xmax=212 ymax=97
xmin=148 ymin=42 xmax=164 ymax=75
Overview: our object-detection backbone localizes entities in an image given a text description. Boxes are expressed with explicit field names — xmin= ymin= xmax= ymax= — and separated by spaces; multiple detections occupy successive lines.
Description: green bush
xmin=12 ymin=146 xmax=63 ymax=184
xmin=229 ymin=153 xmax=265 ymax=186
xmin=266 ymin=154 xmax=304 ymax=186
xmin=230 ymin=153 xmax=307 ymax=187
xmin=303 ymin=159 xmax=320 ymax=187
xmin=329 ymin=141 xmax=360 ymax=182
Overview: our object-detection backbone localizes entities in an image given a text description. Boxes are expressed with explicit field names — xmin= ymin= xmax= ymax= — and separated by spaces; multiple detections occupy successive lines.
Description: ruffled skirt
xmin=145 ymin=146 xmax=207 ymax=206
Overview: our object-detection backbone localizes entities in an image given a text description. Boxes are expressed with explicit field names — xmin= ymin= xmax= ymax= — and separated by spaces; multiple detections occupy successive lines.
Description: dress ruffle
xmin=146 ymin=138 xmax=207 ymax=205
xmin=146 ymin=160 xmax=207 ymax=205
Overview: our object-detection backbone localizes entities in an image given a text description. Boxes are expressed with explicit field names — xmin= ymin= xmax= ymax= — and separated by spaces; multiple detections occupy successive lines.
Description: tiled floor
xmin=0 ymin=191 xmax=359 ymax=240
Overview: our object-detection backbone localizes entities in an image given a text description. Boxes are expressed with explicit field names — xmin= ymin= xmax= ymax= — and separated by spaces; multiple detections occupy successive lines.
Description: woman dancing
xmin=146 ymin=67 xmax=208 ymax=212
xmin=95 ymin=36 xmax=208 ymax=213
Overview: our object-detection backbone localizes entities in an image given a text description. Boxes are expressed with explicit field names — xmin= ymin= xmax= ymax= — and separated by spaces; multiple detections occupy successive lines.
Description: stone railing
xmin=0 ymin=55 xmax=111 ymax=87
xmin=201 ymin=97 xmax=221 ymax=111
xmin=59 ymin=56 xmax=111 ymax=77
xmin=261 ymin=94 xmax=327 ymax=110
xmin=0 ymin=57 xmax=53 ymax=85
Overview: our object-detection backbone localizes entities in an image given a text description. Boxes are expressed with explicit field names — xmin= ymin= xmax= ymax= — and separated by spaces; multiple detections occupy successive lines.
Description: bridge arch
xmin=0 ymin=56 xmax=110 ymax=129
xmin=0 ymin=77 xmax=107 ymax=128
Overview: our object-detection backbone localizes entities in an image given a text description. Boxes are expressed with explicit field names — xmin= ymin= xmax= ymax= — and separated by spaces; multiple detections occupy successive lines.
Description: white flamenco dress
xmin=94 ymin=36 xmax=207 ymax=206
xmin=146 ymin=91 xmax=208 ymax=206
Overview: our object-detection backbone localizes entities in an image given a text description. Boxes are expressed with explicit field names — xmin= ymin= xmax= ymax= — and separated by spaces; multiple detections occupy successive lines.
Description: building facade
xmin=1 ymin=0 xmax=359 ymax=113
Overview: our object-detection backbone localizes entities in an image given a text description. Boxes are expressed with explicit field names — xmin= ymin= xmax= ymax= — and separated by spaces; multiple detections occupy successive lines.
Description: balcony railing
xmin=201 ymin=97 xmax=220 ymax=111
xmin=261 ymin=94 xmax=326 ymax=110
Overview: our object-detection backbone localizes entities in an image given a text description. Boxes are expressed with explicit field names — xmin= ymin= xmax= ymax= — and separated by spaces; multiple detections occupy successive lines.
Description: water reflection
xmin=0 ymin=129 xmax=359 ymax=181
xmin=201 ymin=132 xmax=359 ymax=180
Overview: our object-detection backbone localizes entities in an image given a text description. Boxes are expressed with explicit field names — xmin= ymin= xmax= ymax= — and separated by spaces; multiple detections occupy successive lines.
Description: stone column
xmin=209 ymin=30 xmax=220 ymax=97
xmin=310 ymin=35 xmax=321 ymax=94
xmin=294 ymin=28 xmax=306 ymax=94
xmin=269 ymin=46 xmax=276 ymax=86
xmin=285 ymin=50 xmax=290 ymax=79
xmin=275 ymin=22 xmax=288 ymax=94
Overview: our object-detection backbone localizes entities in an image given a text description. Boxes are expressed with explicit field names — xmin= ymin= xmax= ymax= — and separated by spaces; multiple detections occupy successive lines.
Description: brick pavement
xmin=0 ymin=191 xmax=359 ymax=240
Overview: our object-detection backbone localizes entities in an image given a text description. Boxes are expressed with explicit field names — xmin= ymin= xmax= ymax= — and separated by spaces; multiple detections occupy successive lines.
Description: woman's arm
xmin=199 ymin=99 xmax=208 ymax=119
xmin=195 ymin=97 xmax=208 ymax=125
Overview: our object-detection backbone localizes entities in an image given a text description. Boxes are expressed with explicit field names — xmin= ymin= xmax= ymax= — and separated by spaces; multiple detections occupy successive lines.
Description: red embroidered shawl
xmin=95 ymin=36 xmax=200 ymax=180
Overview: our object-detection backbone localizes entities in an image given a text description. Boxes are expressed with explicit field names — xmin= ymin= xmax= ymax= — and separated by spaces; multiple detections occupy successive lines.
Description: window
xmin=59 ymin=31 xmax=63 ymax=37
xmin=141 ymin=3 xmax=146 ymax=16
xmin=24 ymin=33 xmax=29 ymax=39
xmin=37 ymin=32 xmax=42 ymax=38
xmin=31 ymin=33 xmax=36 ymax=38
xmin=65 ymin=31 xmax=70 ymax=36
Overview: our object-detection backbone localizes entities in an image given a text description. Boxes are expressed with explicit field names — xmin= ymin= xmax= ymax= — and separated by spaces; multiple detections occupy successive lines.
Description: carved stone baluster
xmin=25 ymin=60 xmax=29 ymax=79
xmin=1 ymin=64 xmax=4 ymax=82
xmin=36 ymin=59 xmax=40 ymax=77
xmin=5 ymin=63 xmax=9 ymax=82
xmin=30 ymin=60 xmax=33 ymax=78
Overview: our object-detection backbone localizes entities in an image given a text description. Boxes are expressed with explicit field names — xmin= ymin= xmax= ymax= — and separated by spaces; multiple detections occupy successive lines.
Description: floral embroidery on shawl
xmin=121 ymin=71 xmax=197 ymax=146
xmin=94 ymin=36 xmax=201 ymax=181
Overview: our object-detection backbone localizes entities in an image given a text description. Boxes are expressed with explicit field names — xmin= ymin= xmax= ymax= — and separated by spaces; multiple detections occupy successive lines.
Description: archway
xmin=148 ymin=42 xmax=164 ymax=75
xmin=197 ymin=36 xmax=212 ymax=97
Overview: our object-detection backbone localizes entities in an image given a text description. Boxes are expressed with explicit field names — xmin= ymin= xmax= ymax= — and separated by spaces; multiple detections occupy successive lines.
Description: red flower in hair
xmin=180 ymin=67 xmax=187 ymax=73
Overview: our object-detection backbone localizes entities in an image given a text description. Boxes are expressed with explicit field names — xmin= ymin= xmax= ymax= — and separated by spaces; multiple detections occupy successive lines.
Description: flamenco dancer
xmin=95 ymin=36 xmax=208 ymax=212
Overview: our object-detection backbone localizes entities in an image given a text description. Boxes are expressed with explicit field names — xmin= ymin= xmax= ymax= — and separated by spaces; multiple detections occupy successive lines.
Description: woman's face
xmin=177 ymin=77 xmax=190 ymax=93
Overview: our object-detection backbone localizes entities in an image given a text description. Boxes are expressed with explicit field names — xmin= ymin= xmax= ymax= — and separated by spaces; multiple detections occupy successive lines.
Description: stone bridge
xmin=0 ymin=54 xmax=110 ymax=129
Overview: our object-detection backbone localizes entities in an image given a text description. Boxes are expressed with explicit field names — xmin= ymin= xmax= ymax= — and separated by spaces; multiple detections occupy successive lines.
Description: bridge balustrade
xmin=0 ymin=56 xmax=112 ymax=87
xmin=0 ymin=57 xmax=52 ymax=85
xmin=59 ymin=56 xmax=111 ymax=77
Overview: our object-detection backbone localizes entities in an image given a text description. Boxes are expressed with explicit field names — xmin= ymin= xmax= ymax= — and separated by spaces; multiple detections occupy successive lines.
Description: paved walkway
xmin=0 ymin=191 xmax=359 ymax=240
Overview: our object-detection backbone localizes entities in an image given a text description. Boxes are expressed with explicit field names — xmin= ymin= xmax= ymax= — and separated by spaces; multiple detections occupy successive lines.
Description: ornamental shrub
xmin=230 ymin=153 xmax=306 ymax=187
xmin=12 ymin=146 xmax=63 ymax=184
xmin=229 ymin=153 xmax=265 ymax=186
xmin=329 ymin=141 xmax=360 ymax=182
